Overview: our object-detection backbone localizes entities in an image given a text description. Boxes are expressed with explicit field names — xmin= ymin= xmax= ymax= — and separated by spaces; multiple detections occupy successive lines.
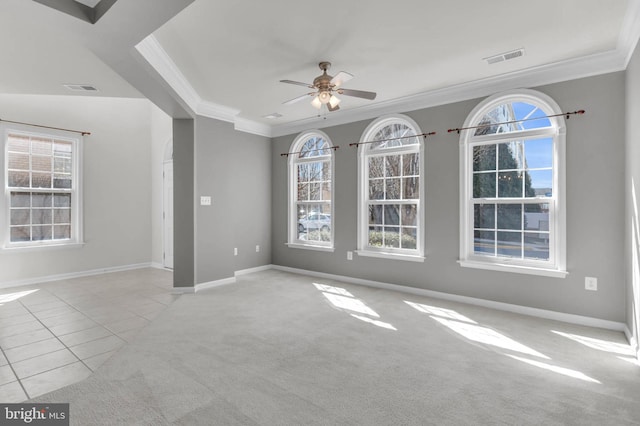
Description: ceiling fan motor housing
xmin=313 ymin=61 xmax=334 ymax=92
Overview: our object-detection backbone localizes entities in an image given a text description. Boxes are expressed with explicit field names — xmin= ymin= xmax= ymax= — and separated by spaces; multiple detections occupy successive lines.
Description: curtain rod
xmin=0 ymin=118 xmax=91 ymax=136
xmin=447 ymin=110 xmax=585 ymax=134
xmin=280 ymin=145 xmax=340 ymax=157
xmin=349 ymin=132 xmax=436 ymax=147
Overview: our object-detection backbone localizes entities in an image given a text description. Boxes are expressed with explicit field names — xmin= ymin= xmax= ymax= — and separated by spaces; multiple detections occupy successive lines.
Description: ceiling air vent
xmin=484 ymin=48 xmax=525 ymax=65
xmin=64 ymin=84 xmax=99 ymax=92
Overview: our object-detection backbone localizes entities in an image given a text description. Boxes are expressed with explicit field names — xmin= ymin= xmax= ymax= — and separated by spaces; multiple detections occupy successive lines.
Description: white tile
xmin=90 ymin=310 xmax=138 ymax=325
xmin=0 ymin=364 xmax=17 ymax=386
xmin=21 ymin=362 xmax=92 ymax=399
xmin=70 ymin=335 xmax=125 ymax=360
xmin=0 ymin=380 xmax=27 ymax=403
xmin=12 ymin=349 xmax=78 ymax=379
xmin=58 ymin=326 xmax=113 ymax=347
xmin=40 ymin=311 xmax=91 ymax=328
xmin=0 ymin=321 xmax=44 ymax=339
xmin=0 ymin=351 xmax=7 ymax=366
xmin=0 ymin=313 xmax=37 ymax=327
xmin=4 ymin=338 xmax=66 ymax=363
xmin=49 ymin=317 xmax=98 ymax=336
xmin=116 ymin=329 xmax=142 ymax=342
xmin=0 ymin=328 xmax=54 ymax=350
xmin=32 ymin=305 xmax=78 ymax=319
xmin=83 ymin=350 xmax=116 ymax=371
xmin=26 ymin=299 xmax=69 ymax=313
xmin=104 ymin=316 xmax=149 ymax=334
xmin=0 ymin=304 xmax=31 ymax=318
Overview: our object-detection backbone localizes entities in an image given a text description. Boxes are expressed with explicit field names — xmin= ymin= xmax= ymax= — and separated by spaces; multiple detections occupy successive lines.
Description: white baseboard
xmin=235 ymin=264 xmax=273 ymax=276
xmin=624 ymin=325 xmax=640 ymax=357
xmin=270 ymin=265 xmax=627 ymax=332
xmin=0 ymin=263 xmax=153 ymax=290
xmin=194 ymin=276 xmax=236 ymax=292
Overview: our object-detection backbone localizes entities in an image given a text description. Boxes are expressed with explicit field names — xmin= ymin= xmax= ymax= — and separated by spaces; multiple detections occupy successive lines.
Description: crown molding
xmin=619 ymin=0 xmax=640 ymax=65
xmin=135 ymin=35 xmax=200 ymax=112
xmin=139 ymin=8 xmax=640 ymax=140
xmin=234 ymin=117 xmax=272 ymax=137
xmin=270 ymin=48 xmax=627 ymax=137
xmin=135 ymin=35 xmax=271 ymax=137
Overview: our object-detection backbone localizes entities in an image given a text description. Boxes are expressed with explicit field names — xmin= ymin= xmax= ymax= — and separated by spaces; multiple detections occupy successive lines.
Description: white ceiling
xmin=3 ymin=0 xmax=640 ymax=137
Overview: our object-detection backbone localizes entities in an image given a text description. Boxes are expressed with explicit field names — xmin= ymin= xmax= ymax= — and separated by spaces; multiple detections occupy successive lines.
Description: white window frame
xmin=287 ymin=130 xmax=335 ymax=252
xmin=2 ymin=123 xmax=83 ymax=250
xmin=459 ymin=89 xmax=567 ymax=277
xmin=357 ymin=114 xmax=425 ymax=262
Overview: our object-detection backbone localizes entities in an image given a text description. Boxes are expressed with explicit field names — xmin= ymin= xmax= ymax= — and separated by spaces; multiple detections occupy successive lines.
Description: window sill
xmin=356 ymin=250 xmax=425 ymax=263
xmin=286 ymin=243 xmax=335 ymax=253
xmin=2 ymin=242 xmax=85 ymax=253
xmin=458 ymin=260 xmax=568 ymax=278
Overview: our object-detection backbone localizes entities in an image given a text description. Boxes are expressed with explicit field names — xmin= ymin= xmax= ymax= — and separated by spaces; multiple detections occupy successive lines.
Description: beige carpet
xmin=34 ymin=269 xmax=640 ymax=425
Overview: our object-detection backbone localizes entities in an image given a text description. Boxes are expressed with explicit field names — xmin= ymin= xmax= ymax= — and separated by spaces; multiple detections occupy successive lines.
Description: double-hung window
xmin=459 ymin=90 xmax=566 ymax=277
xmin=288 ymin=131 xmax=334 ymax=250
xmin=357 ymin=115 xmax=424 ymax=261
xmin=3 ymin=125 xmax=82 ymax=248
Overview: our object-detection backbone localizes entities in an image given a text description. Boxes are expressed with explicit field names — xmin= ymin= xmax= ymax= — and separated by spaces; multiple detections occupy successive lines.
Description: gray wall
xmin=272 ymin=72 xmax=626 ymax=323
xmin=0 ymin=95 xmax=157 ymax=285
xmin=626 ymin=42 xmax=640 ymax=352
xmin=173 ymin=118 xmax=195 ymax=288
xmin=193 ymin=116 xmax=271 ymax=284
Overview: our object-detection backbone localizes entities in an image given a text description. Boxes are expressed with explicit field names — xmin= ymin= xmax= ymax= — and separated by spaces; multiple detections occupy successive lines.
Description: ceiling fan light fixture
xmin=329 ymin=95 xmax=341 ymax=108
xmin=311 ymin=96 xmax=322 ymax=109
xmin=318 ymin=91 xmax=331 ymax=104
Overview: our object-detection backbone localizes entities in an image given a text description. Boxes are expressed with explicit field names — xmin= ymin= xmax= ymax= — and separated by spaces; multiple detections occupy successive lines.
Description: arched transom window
xmin=288 ymin=131 xmax=334 ymax=249
xmin=459 ymin=89 xmax=566 ymax=277
xmin=357 ymin=115 xmax=424 ymax=260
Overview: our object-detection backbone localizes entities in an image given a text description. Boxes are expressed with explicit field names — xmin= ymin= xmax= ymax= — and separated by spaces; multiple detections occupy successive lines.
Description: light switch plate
xmin=200 ymin=196 xmax=212 ymax=206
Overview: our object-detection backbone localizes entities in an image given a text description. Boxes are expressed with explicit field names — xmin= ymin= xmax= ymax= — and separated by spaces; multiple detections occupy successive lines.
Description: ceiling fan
xmin=280 ymin=62 xmax=377 ymax=112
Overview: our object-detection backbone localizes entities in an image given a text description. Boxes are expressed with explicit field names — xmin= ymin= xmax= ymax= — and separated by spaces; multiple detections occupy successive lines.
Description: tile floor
xmin=0 ymin=268 xmax=176 ymax=402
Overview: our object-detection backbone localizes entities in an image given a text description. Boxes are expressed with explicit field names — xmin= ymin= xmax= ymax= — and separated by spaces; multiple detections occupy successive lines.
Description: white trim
xmin=270 ymin=265 xmax=625 ymax=332
xmin=135 ymin=35 xmax=272 ymax=137
xmin=618 ymin=0 xmax=640 ymax=65
xmin=0 ymin=262 xmax=153 ymax=290
xmin=286 ymin=243 xmax=335 ymax=253
xmin=355 ymin=250 xmax=425 ymax=263
xmin=623 ymin=325 xmax=635 ymax=346
xmin=458 ymin=89 xmax=566 ymax=276
xmin=197 ymin=100 xmax=240 ymax=124
xmin=288 ymin=130 xmax=335 ymax=249
xmin=357 ymin=114 xmax=424 ymax=258
xmin=234 ymin=117 xmax=272 ymax=138
xmin=2 ymin=124 xmax=84 ymax=249
xmin=458 ymin=260 xmax=568 ymax=278
xmin=270 ymin=49 xmax=628 ymax=138
xmin=135 ymin=35 xmax=200 ymax=114
xmin=1 ymin=242 xmax=85 ymax=253
xmin=235 ymin=264 xmax=273 ymax=276
xmin=194 ymin=276 xmax=236 ymax=292
xmin=136 ymin=20 xmax=640 ymax=140
xmin=172 ymin=286 xmax=195 ymax=294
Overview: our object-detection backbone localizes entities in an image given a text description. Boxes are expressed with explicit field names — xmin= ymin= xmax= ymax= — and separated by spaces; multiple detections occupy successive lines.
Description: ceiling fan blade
xmin=330 ymin=71 xmax=353 ymax=87
xmin=280 ymin=79 xmax=314 ymax=89
xmin=327 ymin=103 xmax=340 ymax=112
xmin=339 ymin=88 xmax=377 ymax=100
xmin=283 ymin=93 xmax=313 ymax=105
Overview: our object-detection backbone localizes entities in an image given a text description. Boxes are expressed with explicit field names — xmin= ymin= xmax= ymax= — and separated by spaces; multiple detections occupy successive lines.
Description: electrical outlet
xmin=234 ymin=247 xmax=238 ymax=256
xmin=585 ymin=277 xmax=597 ymax=291
xmin=347 ymin=251 xmax=353 ymax=260
xmin=256 ymin=245 xmax=260 ymax=252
